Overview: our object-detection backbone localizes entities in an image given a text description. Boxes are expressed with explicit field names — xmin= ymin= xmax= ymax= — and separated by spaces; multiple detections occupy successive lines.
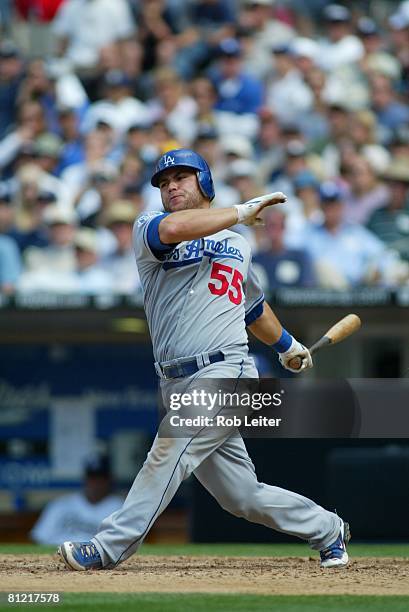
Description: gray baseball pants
xmin=92 ymin=356 xmax=340 ymax=567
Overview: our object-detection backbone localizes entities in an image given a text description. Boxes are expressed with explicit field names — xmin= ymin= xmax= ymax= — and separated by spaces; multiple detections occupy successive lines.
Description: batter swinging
xmin=58 ymin=149 xmax=350 ymax=571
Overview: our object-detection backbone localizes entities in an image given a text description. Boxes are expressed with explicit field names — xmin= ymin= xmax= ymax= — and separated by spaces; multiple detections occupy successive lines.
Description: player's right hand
xmin=234 ymin=192 xmax=287 ymax=226
xmin=278 ymin=338 xmax=313 ymax=373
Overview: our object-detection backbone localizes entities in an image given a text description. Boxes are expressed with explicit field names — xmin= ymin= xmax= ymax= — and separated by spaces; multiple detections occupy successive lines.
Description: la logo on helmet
xmin=163 ymin=155 xmax=175 ymax=167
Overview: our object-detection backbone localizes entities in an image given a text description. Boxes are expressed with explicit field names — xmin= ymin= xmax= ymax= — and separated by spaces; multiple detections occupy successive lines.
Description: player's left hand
xmin=234 ymin=192 xmax=287 ymax=226
xmin=278 ymin=338 xmax=313 ymax=373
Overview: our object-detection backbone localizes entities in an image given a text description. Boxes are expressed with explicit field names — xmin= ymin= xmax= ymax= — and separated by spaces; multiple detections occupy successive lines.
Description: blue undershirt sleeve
xmin=146 ymin=213 xmax=177 ymax=258
xmin=245 ymin=298 xmax=264 ymax=326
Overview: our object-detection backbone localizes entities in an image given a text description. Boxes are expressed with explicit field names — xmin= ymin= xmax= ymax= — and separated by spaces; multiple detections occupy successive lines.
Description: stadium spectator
xmin=0 ymin=100 xmax=47 ymax=173
xmin=118 ymin=38 xmax=147 ymax=100
xmin=23 ymin=204 xmax=77 ymax=277
xmin=31 ymin=133 xmax=63 ymax=176
xmin=117 ymin=153 xmax=145 ymax=196
xmin=147 ymin=67 xmax=197 ymax=145
xmin=349 ymin=110 xmax=376 ymax=150
xmin=21 ymin=152 xmax=73 ymax=206
xmin=390 ymin=125 xmax=409 ymax=161
xmin=265 ymin=43 xmax=313 ymax=125
xmin=357 ymin=16 xmax=401 ymax=85
xmin=74 ymin=161 xmax=121 ymax=233
xmin=220 ymin=133 xmax=254 ymax=165
xmin=16 ymin=55 xmax=88 ymax=121
xmin=61 ymin=129 xmax=114 ymax=201
xmin=55 ymin=105 xmax=85 ymax=173
xmin=69 ymin=228 xmax=112 ymax=294
xmin=293 ymin=170 xmax=321 ymax=221
xmin=300 ymin=66 xmax=330 ymax=143
xmin=191 ymin=0 xmax=236 ymax=50
xmin=367 ymin=157 xmax=409 ymax=261
xmin=239 ymin=0 xmax=294 ymax=79
xmin=81 ymin=69 xmax=149 ymax=137
xmin=100 ymin=200 xmax=141 ymax=294
xmin=317 ymin=4 xmax=364 ymax=72
xmin=10 ymin=163 xmax=73 ymax=245
xmin=190 ymin=77 xmax=218 ymax=130
xmin=136 ymin=0 xmax=196 ymax=77
xmin=298 ymin=181 xmax=399 ymax=288
xmin=316 ymin=102 xmax=351 ymax=177
xmin=154 ymin=0 xmax=237 ymax=79
xmin=192 ymin=125 xmax=221 ymax=175
xmin=18 ymin=206 xmax=77 ymax=292
xmin=31 ymin=453 xmax=122 ymax=545
xmin=253 ymin=208 xmax=316 ymax=290
xmin=225 ymin=158 xmax=262 ymax=201
xmin=190 ymin=75 xmax=258 ymax=140
xmin=343 ymin=156 xmax=389 ymax=225
xmin=51 ymin=0 xmax=136 ymax=72
xmin=7 ymin=189 xmax=54 ymax=253
xmin=370 ymin=73 xmax=409 ymax=135
xmin=291 ymin=37 xmax=319 ymax=78
xmin=209 ymin=38 xmax=264 ymax=115
xmin=17 ymin=58 xmax=61 ymax=133
xmin=254 ymin=107 xmax=284 ymax=185
xmin=268 ymin=138 xmax=315 ymax=197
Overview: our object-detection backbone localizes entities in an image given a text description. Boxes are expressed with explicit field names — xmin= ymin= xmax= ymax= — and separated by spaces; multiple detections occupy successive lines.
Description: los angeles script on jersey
xmin=163 ymin=238 xmax=244 ymax=269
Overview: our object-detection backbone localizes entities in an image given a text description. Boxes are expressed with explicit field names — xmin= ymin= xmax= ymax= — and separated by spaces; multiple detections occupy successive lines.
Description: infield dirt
xmin=2 ymin=555 xmax=409 ymax=595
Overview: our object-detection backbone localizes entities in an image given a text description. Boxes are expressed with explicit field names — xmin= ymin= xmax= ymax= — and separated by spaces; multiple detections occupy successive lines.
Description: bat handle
xmin=287 ymin=337 xmax=331 ymax=370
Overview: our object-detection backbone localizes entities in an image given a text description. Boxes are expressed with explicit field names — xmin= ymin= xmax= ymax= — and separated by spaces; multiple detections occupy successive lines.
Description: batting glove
xmin=234 ymin=192 xmax=287 ymax=226
xmin=277 ymin=337 xmax=313 ymax=374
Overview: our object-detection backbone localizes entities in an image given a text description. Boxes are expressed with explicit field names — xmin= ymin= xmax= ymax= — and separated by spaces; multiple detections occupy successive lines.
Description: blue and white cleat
xmin=57 ymin=541 xmax=103 ymax=571
xmin=320 ymin=520 xmax=351 ymax=568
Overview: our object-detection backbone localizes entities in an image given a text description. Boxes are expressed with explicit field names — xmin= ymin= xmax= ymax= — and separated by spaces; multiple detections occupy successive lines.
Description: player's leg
xmin=77 ymin=365 xmax=249 ymax=568
xmin=58 ymin=432 xmax=194 ymax=570
xmin=90 ymin=433 xmax=194 ymax=567
xmin=193 ymin=434 xmax=347 ymax=556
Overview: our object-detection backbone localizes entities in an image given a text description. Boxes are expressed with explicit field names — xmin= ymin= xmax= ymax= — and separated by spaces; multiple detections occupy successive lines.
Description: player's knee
xmin=221 ymin=489 xmax=258 ymax=519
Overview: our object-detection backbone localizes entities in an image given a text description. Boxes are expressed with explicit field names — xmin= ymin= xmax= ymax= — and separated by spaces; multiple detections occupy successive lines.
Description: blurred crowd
xmin=0 ymin=0 xmax=408 ymax=296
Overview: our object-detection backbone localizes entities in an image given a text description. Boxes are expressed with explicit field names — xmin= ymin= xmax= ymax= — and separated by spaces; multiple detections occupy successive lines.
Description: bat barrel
xmin=286 ymin=314 xmax=361 ymax=371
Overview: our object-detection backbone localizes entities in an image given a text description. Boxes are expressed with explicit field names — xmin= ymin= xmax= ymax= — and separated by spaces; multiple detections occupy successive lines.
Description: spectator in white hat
xmin=22 ymin=205 xmax=77 ymax=274
xmin=318 ymin=4 xmax=364 ymax=72
xmin=100 ymin=200 xmax=141 ymax=295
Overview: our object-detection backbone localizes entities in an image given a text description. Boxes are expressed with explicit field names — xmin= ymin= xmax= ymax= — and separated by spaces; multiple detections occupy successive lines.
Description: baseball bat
xmin=288 ymin=314 xmax=361 ymax=370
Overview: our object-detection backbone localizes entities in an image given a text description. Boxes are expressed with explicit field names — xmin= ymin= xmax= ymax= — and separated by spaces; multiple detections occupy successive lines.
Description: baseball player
xmin=58 ymin=149 xmax=350 ymax=571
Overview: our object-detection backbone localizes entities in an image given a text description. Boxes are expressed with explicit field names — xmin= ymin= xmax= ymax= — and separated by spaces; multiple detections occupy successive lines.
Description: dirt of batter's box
xmin=1 ymin=555 xmax=409 ymax=596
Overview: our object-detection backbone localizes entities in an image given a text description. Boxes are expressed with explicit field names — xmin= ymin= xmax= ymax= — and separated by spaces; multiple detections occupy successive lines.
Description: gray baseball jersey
xmin=133 ymin=211 xmax=264 ymax=363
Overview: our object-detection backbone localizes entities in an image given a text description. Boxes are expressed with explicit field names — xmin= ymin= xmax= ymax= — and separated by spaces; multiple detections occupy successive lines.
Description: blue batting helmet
xmin=150 ymin=149 xmax=215 ymax=201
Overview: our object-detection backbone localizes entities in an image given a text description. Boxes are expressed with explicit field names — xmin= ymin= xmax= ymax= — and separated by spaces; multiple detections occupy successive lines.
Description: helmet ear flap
xmin=197 ymin=170 xmax=215 ymax=201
